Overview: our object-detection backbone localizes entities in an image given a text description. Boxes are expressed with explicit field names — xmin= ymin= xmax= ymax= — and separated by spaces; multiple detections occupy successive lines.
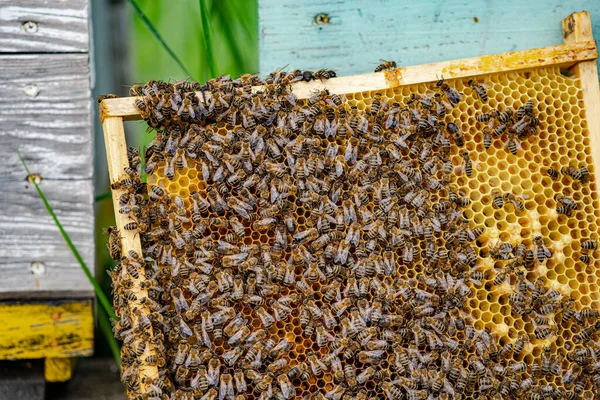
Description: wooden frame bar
xmin=100 ymin=11 xmax=599 ymax=396
xmin=101 ymin=117 xmax=159 ymax=390
xmin=100 ymin=38 xmax=597 ymax=121
xmin=562 ymin=13 xmax=600 ymax=197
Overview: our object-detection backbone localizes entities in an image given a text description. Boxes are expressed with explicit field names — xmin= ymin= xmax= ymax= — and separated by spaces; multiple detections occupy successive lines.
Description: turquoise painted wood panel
xmin=258 ymin=0 xmax=600 ymax=76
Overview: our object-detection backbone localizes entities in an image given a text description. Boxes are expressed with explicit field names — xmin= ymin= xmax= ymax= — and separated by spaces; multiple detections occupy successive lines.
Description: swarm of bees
xmin=104 ymin=66 xmax=600 ymax=400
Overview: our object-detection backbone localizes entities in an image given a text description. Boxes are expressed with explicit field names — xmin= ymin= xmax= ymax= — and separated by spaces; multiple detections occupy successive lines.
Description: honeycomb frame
xmin=100 ymin=11 xmax=600 ymax=399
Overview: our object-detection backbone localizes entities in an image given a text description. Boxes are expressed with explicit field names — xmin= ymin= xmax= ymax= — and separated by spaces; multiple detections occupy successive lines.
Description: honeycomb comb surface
xmin=141 ymin=66 xmax=600 ymax=399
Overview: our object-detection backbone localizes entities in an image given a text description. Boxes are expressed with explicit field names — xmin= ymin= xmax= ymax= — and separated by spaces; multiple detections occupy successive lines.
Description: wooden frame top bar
xmin=100 ymin=40 xmax=597 ymax=122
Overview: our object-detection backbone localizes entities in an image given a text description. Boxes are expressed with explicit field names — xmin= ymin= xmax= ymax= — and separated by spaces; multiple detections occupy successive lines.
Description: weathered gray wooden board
xmin=259 ymin=0 xmax=600 ymax=76
xmin=0 ymin=54 xmax=93 ymax=299
xmin=0 ymin=0 xmax=89 ymax=53
xmin=0 ymin=54 xmax=92 ymax=179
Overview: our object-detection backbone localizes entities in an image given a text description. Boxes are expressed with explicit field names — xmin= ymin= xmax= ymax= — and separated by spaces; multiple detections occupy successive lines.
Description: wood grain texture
xmin=102 ymin=117 xmax=159 ymax=391
xmin=0 ymin=54 xmax=92 ymax=180
xmin=0 ymin=300 xmax=93 ymax=360
xmin=100 ymin=40 xmax=597 ymax=120
xmin=0 ymin=0 xmax=89 ymax=53
xmin=0 ymin=178 xmax=93 ymax=299
xmin=563 ymin=13 xmax=600 ymax=199
xmin=258 ymin=0 xmax=600 ymax=76
xmin=0 ymin=53 xmax=94 ymax=298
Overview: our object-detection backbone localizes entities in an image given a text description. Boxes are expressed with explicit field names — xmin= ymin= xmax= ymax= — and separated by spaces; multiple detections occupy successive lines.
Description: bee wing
xmin=180 ymin=319 xmax=193 ymax=337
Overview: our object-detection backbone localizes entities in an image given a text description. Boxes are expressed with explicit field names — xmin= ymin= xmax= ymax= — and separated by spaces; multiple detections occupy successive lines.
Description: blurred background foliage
xmin=93 ymin=0 xmax=258 ymax=357
xmin=130 ymin=0 xmax=258 ymax=147
xmin=131 ymin=0 xmax=258 ymax=85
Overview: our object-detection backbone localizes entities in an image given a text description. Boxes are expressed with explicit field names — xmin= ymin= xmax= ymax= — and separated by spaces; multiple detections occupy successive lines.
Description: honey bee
xmin=504 ymin=131 xmax=522 ymax=155
xmin=467 ymin=79 xmax=490 ymax=102
xmin=504 ymin=192 xmax=526 ymax=212
xmin=533 ymin=236 xmax=552 ymax=262
xmin=581 ymin=239 xmax=597 ymax=250
xmin=491 ymin=189 xmax=504 ymax=208
xmin=562 ymin=165 xmax=590 ymax=182
xmin=545 ymin=167 xmax=560 ymax=180
xmin=456 ymin=151 xmax=476 ymax=176
xmin=105 ymin=226 xmax=122 ymax=261
xmin=314 ymin=69 xmax=336 ymax=81
xmin=436 ymin=76 xmax=461 ymax=105
xmin=446 ymin=122 xmax=464 ymax=147
xmin=374 ymin=60 xmax=397 ymax=72
xmin=357 ymin=350 xmax=385 ymax=364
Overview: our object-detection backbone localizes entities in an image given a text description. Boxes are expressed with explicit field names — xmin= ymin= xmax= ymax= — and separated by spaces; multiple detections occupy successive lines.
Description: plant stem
xmin=18 ymin=152 xmax=117 ymax=321
xmin=95 ymin=192 xmax=112 ymax=202
xmin=98 ymin=306 xmax=121 ymax=368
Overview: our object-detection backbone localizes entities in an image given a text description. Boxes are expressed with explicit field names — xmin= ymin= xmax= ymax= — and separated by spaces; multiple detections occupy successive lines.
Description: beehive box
xmin=100 ymin=11 xmax=600 ymax=400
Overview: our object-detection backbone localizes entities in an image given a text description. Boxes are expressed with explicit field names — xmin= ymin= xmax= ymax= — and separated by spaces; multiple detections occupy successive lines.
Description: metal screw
xmin=22 ymin=21 xmax=38 ymax=33
xmin=24 ymin=84 xmax=39 ymax=98
xmin=314 ymin=13 xmax=330 ymax=25
xmin=30 ymin=261 xmax=46 ymax=275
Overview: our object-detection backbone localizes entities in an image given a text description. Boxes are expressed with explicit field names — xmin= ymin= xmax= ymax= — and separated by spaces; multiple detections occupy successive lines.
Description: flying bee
xmin=467 ymin=79 xmax=490 ymax=102
xmin=436 ymin=76 xmax=461 ymax=105
xmin=374 ymin=60 xmax=397 ymax=72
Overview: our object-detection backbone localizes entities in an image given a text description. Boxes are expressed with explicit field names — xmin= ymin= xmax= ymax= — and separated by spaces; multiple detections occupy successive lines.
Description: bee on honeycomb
xmin=105 ymin=63 xmax=600 ymax=400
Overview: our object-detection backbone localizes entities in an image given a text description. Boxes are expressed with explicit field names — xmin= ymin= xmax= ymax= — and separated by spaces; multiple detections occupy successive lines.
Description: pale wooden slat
xmin=563 ymin=12 xmax=600 ymax=201
xmin=0 ymin=178 xmax=93 ymax=299
xmin=100 ymin=40 xmax=598 ymax=120
xmin=101 ymin=117 xmax=159 ymax=392
xmin=0 ymin=0 xmax=89 ymax=53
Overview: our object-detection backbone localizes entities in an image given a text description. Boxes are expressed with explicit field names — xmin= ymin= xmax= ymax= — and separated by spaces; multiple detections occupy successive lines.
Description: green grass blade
xmin=98 ymin=306 xmax=121 ymax=368
xmin=95 ymin=192 xmax=112 ymax=202
xmin=212 ymin=1 xmax=245 ymax=72
xmin=18 ymin=152 xmax=117 ymax=321
xmin=199 ymin=0 xmax=218 ymax=78
xmin=127 ymin=0 xmax=194 ymax=79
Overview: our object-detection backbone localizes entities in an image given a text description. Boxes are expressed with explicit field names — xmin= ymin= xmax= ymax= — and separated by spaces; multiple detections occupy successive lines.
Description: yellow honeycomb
xmin=145 ymin=65 xmax=599 ymax=399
